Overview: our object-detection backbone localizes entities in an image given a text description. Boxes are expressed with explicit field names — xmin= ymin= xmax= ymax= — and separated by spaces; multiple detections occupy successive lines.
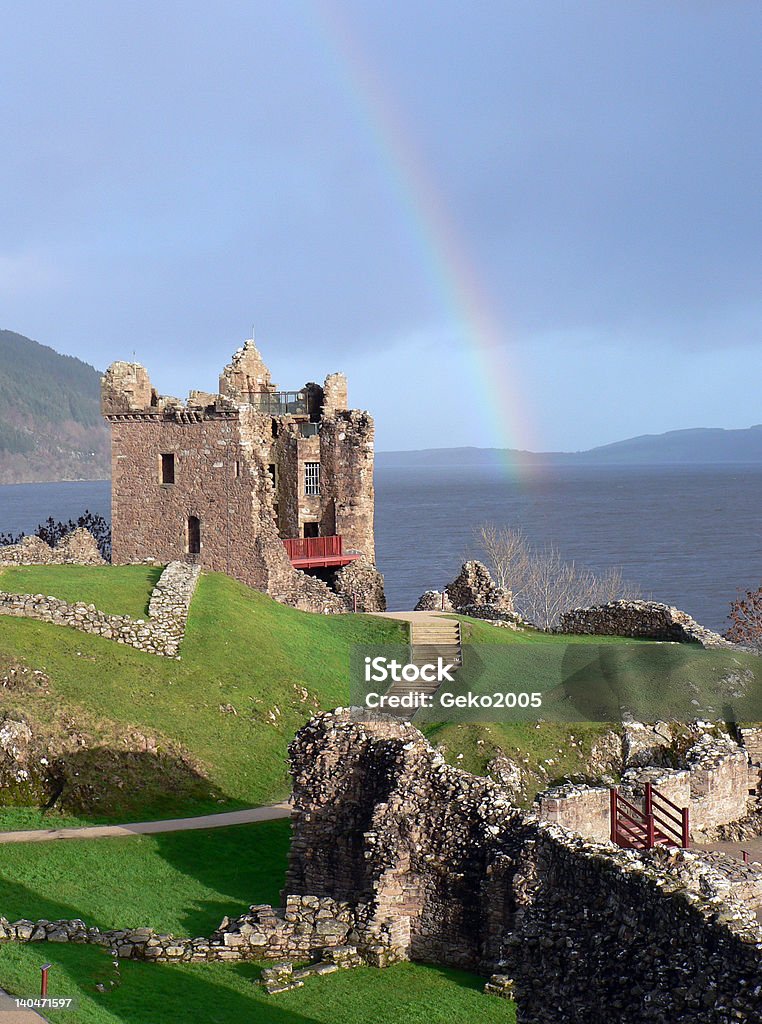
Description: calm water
xmin=1 ymin=465 xmax=760 ymax=632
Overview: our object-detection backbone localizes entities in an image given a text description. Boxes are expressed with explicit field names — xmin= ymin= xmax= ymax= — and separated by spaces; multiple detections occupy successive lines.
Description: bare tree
xmin=475 ymin=524 xmax=640 ymax=629
xmin=725 ymin=588 xmax=762 ymax=649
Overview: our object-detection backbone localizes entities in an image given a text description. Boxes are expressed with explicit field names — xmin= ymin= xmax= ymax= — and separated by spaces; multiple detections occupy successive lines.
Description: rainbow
xmin=303 ymin=0 xmax=537 ymax=467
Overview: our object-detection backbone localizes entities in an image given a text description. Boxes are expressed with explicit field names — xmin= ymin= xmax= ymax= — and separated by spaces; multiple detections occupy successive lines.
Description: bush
xmin=725 ymin=587 xmax=762 ymax=649
xmin=475 ymin=523 xmax=640 ymax=629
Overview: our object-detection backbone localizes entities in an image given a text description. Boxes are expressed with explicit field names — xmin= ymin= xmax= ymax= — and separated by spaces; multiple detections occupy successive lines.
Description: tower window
xmin=235 ymin=459 xmax=241 ymax=479
xmin=187 ymin=515 xmax=201 ymax=554
xmin=268 ymin=464 xmax=277 ymax=489
xmin=160 ymin=453 xmax=175 ymax=484
xmin=304 ymin=462 xmax=320 ymax=496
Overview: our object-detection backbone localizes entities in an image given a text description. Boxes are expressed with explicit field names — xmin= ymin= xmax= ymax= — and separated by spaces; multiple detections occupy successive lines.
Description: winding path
xmin=0 ymin=802 xmax=291 ymax=844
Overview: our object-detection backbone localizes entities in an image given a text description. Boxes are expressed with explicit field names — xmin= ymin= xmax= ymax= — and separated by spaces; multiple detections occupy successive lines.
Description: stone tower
xmin=101 ymin=340 xmax=383 ymax=612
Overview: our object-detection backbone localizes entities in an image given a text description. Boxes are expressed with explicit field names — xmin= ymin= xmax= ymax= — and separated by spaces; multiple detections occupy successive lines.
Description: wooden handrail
xmin=610 ymin=785 xmax=689 ymax=850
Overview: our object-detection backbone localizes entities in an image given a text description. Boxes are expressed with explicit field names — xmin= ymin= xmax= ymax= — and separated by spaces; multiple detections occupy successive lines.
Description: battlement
xmin=102 ymin=341 xmax=349 ymax=425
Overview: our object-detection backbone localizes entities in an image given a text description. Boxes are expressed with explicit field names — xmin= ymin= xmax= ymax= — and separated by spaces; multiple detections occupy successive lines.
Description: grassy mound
xmin=0 ymin=567 xmax=405 ymax=821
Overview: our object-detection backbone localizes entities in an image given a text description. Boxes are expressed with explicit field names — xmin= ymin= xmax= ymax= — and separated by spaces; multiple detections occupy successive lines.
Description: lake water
xmin=1 ymin=464 xmax=760 ymax=632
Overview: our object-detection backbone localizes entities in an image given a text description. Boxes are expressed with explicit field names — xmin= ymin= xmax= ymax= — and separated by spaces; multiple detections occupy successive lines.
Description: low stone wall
xmin=558 ymin=600 xmax=733 ymax=648
xmin=0 ymin=895 xmax=355 ymax=963
xmin=0 ymin=561 xmax=200 ymax=657
xmin=0 ymin=529 xmax=104 ymax=566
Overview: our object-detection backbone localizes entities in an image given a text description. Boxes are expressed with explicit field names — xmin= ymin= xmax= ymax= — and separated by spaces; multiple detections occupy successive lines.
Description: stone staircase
xmin=739 ymin=727 xmax=762 ymax=795
xmin=383 ymin=617 xmax=462 ymax=714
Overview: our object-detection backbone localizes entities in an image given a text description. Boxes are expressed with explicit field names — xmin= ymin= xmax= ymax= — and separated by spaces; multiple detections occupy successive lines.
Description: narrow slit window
xmin=160 ymin=453 xmax=175 ymax=484
xmin=187 ymin=515 xmax=201 ymax=554
xmin=304 ymin=462 xmax=320 ymax=496
xmin=235 ymin=459 xmax=241 ymax=479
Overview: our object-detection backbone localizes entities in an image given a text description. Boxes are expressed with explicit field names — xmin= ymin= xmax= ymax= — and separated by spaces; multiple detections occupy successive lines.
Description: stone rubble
xmin=558 ymin=600 xmax=736 ymax=648
xmin=0 ymin=529 xmax=104 ymax=566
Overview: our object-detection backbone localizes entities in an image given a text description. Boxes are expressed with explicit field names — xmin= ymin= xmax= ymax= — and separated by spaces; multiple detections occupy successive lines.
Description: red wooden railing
xmin=610 ymin=783 xmax=689 ymax=850
xmin=283 ymin=536 xmax=344 ymax=561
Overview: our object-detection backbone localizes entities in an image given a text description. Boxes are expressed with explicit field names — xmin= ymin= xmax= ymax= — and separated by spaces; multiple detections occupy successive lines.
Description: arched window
xmin=187 ymin=515 xmax=201 ymax=555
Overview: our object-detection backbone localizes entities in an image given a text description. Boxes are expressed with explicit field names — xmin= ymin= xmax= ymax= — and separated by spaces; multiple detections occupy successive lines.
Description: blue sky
xmin=1 ymin=1 xmax=761 ymax=451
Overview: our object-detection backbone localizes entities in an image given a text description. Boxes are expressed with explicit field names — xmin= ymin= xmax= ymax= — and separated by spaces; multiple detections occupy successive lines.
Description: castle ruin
xmin=101 ymin=339 xmax=384 ymax=612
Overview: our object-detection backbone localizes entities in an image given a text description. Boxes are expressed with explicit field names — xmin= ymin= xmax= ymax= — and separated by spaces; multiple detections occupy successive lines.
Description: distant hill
xmin=379 ymin=425 xmax=762 ymax=467
xmin=0 ymin=330 xmax=109 ymax=483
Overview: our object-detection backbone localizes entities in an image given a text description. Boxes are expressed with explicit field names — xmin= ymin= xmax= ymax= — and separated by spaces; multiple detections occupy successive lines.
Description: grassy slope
xmin=0 ymin=820 xmax=515 ymax=1024
xmin=420 ymin=615 xmax=621 ymax=802
xmin=0 ymin=567 xmax=406 ymax=821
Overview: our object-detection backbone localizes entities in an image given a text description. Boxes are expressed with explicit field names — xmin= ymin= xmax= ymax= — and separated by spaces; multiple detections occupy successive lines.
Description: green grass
xmin=0 ymin=566 xmax=724 ymax=819
xmin=0 ymin=568 xmax=407 ymax=822
xmin=0 ymin=821 xmax=516 ymax=1023
xmin=0 ymin=821 xmax=291 ymax=936
xmin=0 ymin=565 xmax=162 ymax=619
xmin=0 ymin=947 xmax=515 ymax=1024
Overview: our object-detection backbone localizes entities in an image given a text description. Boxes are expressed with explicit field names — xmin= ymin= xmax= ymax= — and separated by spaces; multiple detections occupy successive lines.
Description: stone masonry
xmin=102 ymin=340 xmax=384 ymax=612
xmin=0 ymin=529 xmax=104 ymax=566
xmin=559 ymin=600 xmax=734 ymax=648
xmin=0 ymin=560 xmax=199 ymax=657
xmin=284 ymin=711 xmax=762 ymax=1022
xmin=535 ymin=729 xmax=752 ymax=842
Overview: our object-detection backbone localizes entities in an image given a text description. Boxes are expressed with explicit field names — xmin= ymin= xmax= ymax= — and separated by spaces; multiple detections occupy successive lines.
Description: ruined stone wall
xmin=535 ymin=733 xmax=751 ymax=841
xmin=0 ymin=895 xmax=355 ymax=964
xmin=559 ymin=600 xmax=733 ymax=648
xmin=332 ymin=557 xmax=386 ymax=613
xmin=319 ymin=412 xmax=375 ymax=562
xmin=685 ymin=734 xmax=750 ymax=831
xmin=285 ymin=711 xmax=762 ymax=1022
xmin=535 ymin=783 xmax=611 ymax=842
xmin=0 ymin=530 xmax=104 ymax=567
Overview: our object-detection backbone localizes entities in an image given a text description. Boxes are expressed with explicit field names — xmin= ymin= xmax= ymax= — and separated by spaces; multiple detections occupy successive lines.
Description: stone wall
xmin=445 ymin=560 xmax=513 ymax=612
xmin=0 ymin=529 xmax=104 ymax=566
xmin=0 ymin=895 xmax=355 ymax=964
xmin=0 ymin=561 xmax=199 ymax=657
xmin=535 ymin=783 xmax=611 ymax=843
xmin=2 ymin=709 xmax=761 ymax=1019
xmin=535 ymin=731 xmax=751 ymax=841
xmin=332 ymin=557 xmax=386 ymax=613
xmin=285 ymin=711 xmax=762 ymax=1022
xmin=685 ymin=734 xmax=750 ymax=831
xmin=559 ymin=600 xmax=733 ymax=648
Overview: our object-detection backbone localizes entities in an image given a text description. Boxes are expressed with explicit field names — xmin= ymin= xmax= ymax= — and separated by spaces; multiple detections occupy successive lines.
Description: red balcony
xmin=283 ymin=535 xmax=360 ymax=569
